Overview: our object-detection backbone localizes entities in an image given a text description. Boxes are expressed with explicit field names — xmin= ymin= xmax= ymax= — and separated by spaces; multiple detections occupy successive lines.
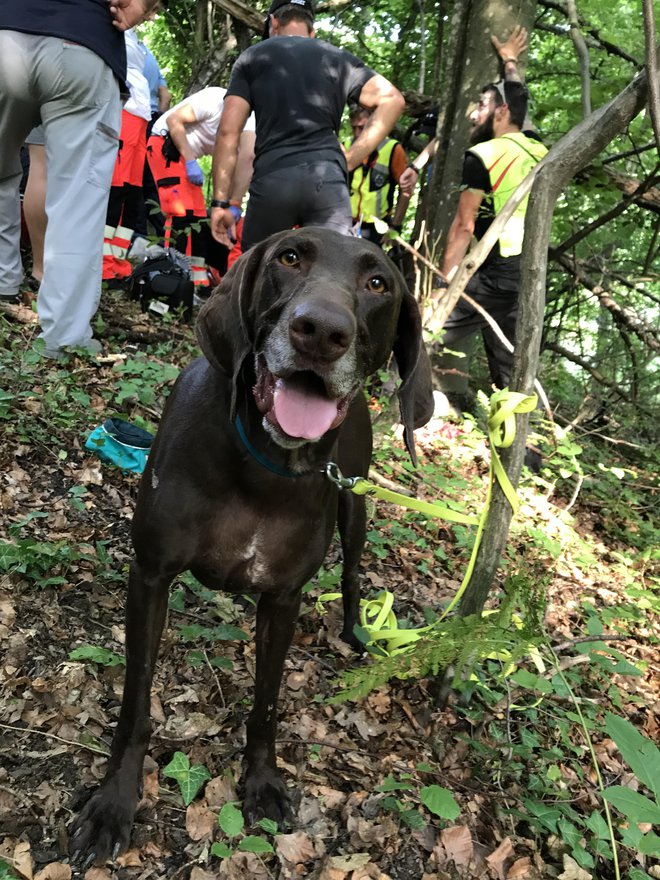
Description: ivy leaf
xmin=376 ymin=776 xmax=414 ymax=793
xmin=69 ymin=645 xmax=125 ymax=667
xmin=400 ymin=809 xmax=427 ymax=829
xmin=211 ymin=841 xmax=233 ymax=859
xmin=605 ymin=713 xmax=660 ymax=800
xmin=238 ymin=835 xmax=275 ymax=854
xmin=419 ymin=785 xmax=460 ymax=820
xmin=603 ymin=786 xmax=660 ymax=824
xmin=638 ymin=832 xmax=660 ymax=857
xmin=218 ymin=802 xmax=245 ymax=838
xmin=162 ymin=751 xmax=211 ymax=806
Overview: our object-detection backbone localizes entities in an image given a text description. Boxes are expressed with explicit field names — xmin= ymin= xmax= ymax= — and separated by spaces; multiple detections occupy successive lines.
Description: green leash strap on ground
xmin=315 ymin=589 xmax=430 ymax=655
xmin=323 ymin=463 xmax=478 ymax=526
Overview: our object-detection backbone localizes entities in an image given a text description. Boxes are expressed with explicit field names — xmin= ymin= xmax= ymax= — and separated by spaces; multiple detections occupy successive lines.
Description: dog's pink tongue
xmin=273 ymin=378 xmax=338 ymax=440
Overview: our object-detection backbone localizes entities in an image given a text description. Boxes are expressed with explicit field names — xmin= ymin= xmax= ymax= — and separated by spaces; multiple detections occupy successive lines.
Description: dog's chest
xmin=194 ymin=504 xmax=333 ymax=593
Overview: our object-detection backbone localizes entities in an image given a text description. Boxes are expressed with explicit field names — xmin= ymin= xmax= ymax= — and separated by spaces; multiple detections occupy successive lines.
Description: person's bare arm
xmin=440 ymin=189 xmax=483 ymax=280
xmin=491 ymin=25 xmax=528 ymax=82
xmin=158 ymin=85 xmax=171 ymax=112
xmin=211 ymin=95 xmax=251 ymax=242
xmin=229 ymin=130 xmax=255 ymax=204
xmin=107 ymin=0 xmax=160 ymax=31
xmin=344 ymin=75 xmax=405 ymax=172
xmin=398 ymin=136 xmax=438 ymax=192
xmin=492 ymin=26 xmax=534 ymax=129
xmin=165 ymin=102 xmax=198 ymax=161
xmin=391 ymin=188 xmax=411 ymax=228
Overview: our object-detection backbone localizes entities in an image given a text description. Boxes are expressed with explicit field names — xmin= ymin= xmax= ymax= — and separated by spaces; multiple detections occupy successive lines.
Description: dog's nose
xmin=289 ymin=300 xmax=355 ymax=362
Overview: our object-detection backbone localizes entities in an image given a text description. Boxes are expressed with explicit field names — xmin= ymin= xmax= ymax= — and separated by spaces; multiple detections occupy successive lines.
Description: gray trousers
xmin=242 ymin=161 xmax=352 ymax=252
xmin=0 ymin=31 xmax=121 ymax=349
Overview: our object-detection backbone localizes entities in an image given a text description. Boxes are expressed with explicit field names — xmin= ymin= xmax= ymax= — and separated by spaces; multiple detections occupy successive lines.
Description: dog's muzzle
xmin=253 ymin=357 xmax=357 ymax=441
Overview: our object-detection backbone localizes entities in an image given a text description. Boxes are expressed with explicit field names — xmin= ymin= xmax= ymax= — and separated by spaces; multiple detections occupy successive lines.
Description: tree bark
xmin=459 ymin=55 xmax=656 ymax=618
xmin=423 ymin=0 xmax=538 ymax=254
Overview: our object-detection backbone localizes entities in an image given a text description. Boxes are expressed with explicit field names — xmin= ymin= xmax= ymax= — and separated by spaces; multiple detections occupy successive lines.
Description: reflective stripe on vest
xmin=468 ymin=132 xmax=547 ymax=257
xmin=188 ymin=255 xmax=208 ymax=287
xmin=349 ymin=138 xmax=398 ymax=222
xmin=102 ymin=225 xmax=134 ymax=280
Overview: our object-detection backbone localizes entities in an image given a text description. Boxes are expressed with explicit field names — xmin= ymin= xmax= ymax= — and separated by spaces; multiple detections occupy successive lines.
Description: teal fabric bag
xmin=85 ymin=418 xmax=154 ymax=474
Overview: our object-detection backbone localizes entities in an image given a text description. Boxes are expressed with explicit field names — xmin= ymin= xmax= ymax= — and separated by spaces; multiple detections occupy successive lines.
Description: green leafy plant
xmin=69 ymin=645 xmax=125 ymax=667
xmin=212 ymin=804 xmax=276 ymax=859
xmin=0 ymin=857 xmax=18 ymax=880
xmin=163 ymin=751 xmax=211 ymax=806
xmin=603 ymin=714 xmax=660 ymax=858
xmin=374 ymin=773 xmax=460 ymax=830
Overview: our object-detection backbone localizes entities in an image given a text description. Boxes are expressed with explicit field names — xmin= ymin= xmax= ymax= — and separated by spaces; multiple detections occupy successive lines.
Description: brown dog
xmin=70 ymin=227 xmax=433 ymax=866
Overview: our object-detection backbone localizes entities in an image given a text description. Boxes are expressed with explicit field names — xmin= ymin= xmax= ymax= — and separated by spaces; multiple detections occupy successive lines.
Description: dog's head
xmin=197 ymin=228 xmax=430 ymax=461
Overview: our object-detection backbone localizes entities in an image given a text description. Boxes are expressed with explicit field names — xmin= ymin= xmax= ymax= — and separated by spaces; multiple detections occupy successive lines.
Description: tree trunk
xmin=459 ymin=56 xmax=655 ymax=617
xmin=423 ymin=0 xmax=538 ymax=255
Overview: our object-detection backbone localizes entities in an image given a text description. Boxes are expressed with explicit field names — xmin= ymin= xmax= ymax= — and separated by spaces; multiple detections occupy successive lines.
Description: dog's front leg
xmin=242 ymin=588 xmax=301 ymax=826
xmin=70 ymin=560 xmax=171 ymax=867
xmin=338 ymin=491 xmax=367 ymax=652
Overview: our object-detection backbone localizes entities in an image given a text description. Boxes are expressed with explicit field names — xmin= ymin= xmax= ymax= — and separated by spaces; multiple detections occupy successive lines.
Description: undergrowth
xmin=0 ymin=316 xmax=657 ymax=878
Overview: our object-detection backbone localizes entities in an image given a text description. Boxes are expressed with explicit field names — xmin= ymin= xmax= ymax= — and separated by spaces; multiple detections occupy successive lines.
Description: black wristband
xmin=211 ymin=198 xmax=230 ymax=209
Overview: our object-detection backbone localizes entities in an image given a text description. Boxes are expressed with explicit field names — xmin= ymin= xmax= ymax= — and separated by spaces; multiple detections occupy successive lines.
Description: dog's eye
xmin=366 ymin=275 xmax=387 ymax=294
xmin=278 ymin=249 xmax=301 ymax=268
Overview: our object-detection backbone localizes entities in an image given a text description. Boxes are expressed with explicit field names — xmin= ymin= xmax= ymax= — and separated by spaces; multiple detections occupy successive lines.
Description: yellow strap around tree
xmin=318 ymin=389 xmax=538 ymax=646
xmin=487 ymin=389 xmax=538 ymax=513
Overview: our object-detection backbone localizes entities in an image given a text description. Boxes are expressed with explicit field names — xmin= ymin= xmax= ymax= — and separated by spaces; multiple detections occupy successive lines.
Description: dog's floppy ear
xmin=196 ymin=238 xmax=274 ymax=414
xmin=392 ymin=288 xmax=435 ymax=466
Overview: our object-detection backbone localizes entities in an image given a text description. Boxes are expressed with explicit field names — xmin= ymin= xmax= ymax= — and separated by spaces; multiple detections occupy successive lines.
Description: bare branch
xmin=537 ymin=0 xmax=641 ymax=66
xmin=642 ymin=1 xmax=660 ymax=150
xmin=210 ymin=0 xmax=263 ymax=31
xmin=543 ymin=341 xmax=634 ymax=401
xmin=566 ymin=0 xmax=591 ymax=116
xmin=554 ymin=168 xmax=660 ymax=254
xmin=551 ymin=250 xmax=660 ymax=351
xmin=602 ymin=140 xmax=658 ymax=164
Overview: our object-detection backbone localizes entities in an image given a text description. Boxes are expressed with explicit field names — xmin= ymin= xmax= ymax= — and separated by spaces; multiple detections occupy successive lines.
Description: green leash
xmin=319 ymin=389 xmax=538 ymax=655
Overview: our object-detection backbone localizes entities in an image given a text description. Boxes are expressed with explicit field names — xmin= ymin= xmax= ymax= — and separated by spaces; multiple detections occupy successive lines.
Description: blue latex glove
xmin=185 ymin=159 xmax=204 ymax=186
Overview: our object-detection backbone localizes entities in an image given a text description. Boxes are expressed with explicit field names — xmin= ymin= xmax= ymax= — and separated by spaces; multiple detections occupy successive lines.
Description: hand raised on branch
xmin=491 ymin=25 xmax=528 ymax=63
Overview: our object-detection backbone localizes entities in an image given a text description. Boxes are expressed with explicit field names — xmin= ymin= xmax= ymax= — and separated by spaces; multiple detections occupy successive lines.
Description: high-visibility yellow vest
xmin=468 ymin=132 xmax=547 ymax=257
xmin=349 ymin=138 xmax=398 ymax=222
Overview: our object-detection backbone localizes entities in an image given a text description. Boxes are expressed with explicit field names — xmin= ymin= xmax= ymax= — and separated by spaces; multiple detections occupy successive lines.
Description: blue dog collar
xmin=234 ymin=414 xmax=306 ymax=479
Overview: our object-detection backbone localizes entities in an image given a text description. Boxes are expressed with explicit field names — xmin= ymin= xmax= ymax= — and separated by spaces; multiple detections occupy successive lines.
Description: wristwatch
xmin=211 ymin=198 xmax=230 ymax=209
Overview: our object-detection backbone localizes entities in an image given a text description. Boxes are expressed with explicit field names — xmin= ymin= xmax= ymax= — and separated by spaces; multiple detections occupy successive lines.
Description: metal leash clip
xmin=323 ymin=461 xmax=360 ymax=490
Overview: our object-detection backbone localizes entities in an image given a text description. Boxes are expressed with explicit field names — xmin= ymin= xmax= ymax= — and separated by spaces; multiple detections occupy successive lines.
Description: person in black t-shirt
xmin=210 ymin=0 xmax=405 ymax=251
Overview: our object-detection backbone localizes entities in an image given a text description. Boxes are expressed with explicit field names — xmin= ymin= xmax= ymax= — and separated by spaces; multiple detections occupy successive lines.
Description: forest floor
xmin=0 ymin=297 xmax=658 ymax=880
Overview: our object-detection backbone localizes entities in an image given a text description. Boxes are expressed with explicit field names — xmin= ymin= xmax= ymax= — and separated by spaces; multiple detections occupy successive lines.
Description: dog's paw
xmin=69 ymin=778 xmax=138 ymax=870
xmin=340 ymin=626 xmax=366 ymax=655
xmin=242 ymin=767 xmax=294 ymax=828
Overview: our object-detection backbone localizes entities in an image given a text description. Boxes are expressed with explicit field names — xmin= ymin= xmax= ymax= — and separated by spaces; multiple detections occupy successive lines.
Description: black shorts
xmin=242 ymin=160 xmax=352 ymax=251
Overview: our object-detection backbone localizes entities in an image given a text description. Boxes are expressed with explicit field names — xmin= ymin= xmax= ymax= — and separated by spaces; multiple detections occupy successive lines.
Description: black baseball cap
xmin=262 ymin=0 xmax=315 ymax=39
